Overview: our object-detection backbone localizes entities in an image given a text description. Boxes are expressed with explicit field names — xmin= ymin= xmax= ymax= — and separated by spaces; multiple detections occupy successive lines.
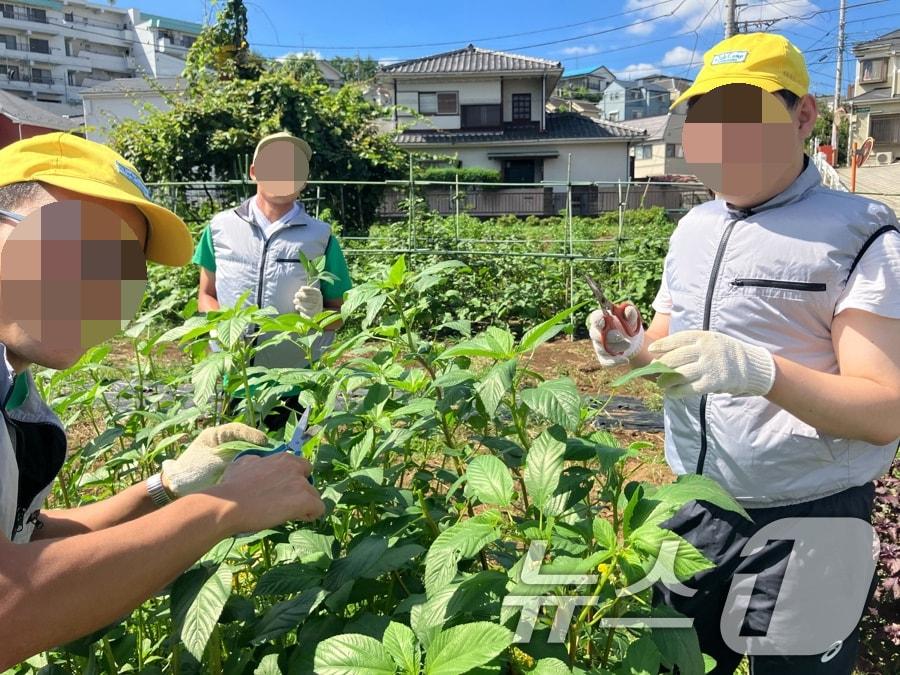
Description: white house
xmin=81 ymin=76 xmax=184 ymax=143
xmin=620 ymin=113 xmax=688 ymax=178
xmin=0 ymin=1 xmax=200 ymax=116
xmin=377 ymin=44 xmax=643 ymax=189
xmin=847 ymin=29 xmax=900 ymax=165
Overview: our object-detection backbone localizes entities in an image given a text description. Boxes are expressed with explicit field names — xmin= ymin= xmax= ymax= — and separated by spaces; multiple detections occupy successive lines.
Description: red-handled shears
xmin=584 ymin=275 xmax=641 ymax=357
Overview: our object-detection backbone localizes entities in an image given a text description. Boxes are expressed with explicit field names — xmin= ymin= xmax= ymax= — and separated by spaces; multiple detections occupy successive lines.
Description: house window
xmin=607 ymin=111 xmax=619 ymax=121
xmin=511 ymin=93 xmax=531 ymax=121
xmin=26 ymin=7 xmax=47 ymax=22
xmin=870 ymin=115 xmax=900 ymax=145
xmin=860 ymin=58 xmax=888 ymax=83
xmin=638 ymin=145 xmax=653 ymax=160
xmin=0 ymin=4 xmax=12 ymax=19
xmin=0 ymin=34 xmax=15 ymax=50
xmin=418 ymin=91 xmax=458 ymax=115
xmin=461 ymin=104 xmax=502 ymax=128
xmin=29 ymin=38 xmax=50 ymax=54
xmin=64 ymin=11 xmax=73 ymax=22
xmin=0 ymin=64 xmax=19 ymax=80
xmin=665 ymin=143 xmax=684 ymax=158
xmin=503 ymin=159 xmax=537 ymax=183
xmin=31 ymin=67 xmax=51 ymax=84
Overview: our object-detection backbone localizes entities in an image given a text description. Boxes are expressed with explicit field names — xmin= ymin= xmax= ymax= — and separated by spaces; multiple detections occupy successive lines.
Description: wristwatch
xmin=147 ymin=472 xmax=175 ymax=508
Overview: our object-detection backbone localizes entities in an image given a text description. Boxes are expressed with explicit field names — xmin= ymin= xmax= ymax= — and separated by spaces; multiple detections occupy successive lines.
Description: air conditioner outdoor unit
xmin=865 ymin=151 xmax=894 ymax=166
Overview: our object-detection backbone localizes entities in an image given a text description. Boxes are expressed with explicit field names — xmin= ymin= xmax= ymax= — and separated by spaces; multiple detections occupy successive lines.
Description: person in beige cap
xmin=0 ymin=133 xmax=324 ymax=668
xmin=584 ymin=33 xmax=899 ymax=673
xmin=193 ymin=131 xmax=352 ymax=430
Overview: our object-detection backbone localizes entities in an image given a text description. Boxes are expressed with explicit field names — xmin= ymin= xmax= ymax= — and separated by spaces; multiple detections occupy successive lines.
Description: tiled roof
xmin=380 ymin=44 xmax=562 ymax=75
xmin=0 ymin=90 xmax=80 ymax=131
xmin=618 ymin=114 xmax=671 ymax=141
xmin=396 ymin=112 xmax=644 ymax=145
xmin=850 ymin=87 xmax=898 ymax=103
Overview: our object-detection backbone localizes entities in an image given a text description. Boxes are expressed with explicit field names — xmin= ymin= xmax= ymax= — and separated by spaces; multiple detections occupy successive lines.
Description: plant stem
xmin=101 ymin=637 xmax=117 ymax=674
xmin=416 ymin=488 xmax=440 ymax=537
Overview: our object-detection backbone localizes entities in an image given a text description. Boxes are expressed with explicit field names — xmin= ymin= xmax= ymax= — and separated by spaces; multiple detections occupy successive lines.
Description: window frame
xmin=860 ymin=57 xmax=888 ymax=83
xmin=511 ymin=93 xmax=532 ymax=121
xmin=418 ymin=91 xmax=459 ymax=116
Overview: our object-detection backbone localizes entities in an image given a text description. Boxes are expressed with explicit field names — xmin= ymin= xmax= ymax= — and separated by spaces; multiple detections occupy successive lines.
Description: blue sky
xmin=128 ymin=0 xmax=899 ymax=95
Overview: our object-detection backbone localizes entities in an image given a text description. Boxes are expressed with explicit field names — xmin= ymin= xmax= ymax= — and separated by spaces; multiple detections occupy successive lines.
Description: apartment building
xmin=0 ymin=0 xmax=200 ymax=115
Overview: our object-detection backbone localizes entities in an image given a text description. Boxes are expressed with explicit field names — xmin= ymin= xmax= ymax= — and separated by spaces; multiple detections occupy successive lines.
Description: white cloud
xmin=625 ymin=20 xmax=656 ymax=36
xmin=661 ymin=46 xmax=696 ymax=67
xmin=561 ymin=45 xmax=599 ymax=57
xmin=277 ymin=50 xmax=324 ymax=61
xmin=615 ymin=63 xmax=658 ymax=79
xmin=378 ymin=57 xmax=400 ymax=66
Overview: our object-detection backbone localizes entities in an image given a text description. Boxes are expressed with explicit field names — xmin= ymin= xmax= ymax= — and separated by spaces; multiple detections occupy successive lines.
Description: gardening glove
xmin=648 ymin=330 xmax=776 ymax=399
xmin=587 ymin=303 xmax=644 ymax=367
xmin=161 ymin=423 xmax=269 ymax=497
xmin=293 ymin=286 xmax=323 ymax=319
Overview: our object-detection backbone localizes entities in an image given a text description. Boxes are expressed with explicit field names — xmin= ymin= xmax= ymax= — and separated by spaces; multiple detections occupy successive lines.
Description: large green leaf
xmin=424 ymin=513 xmax=502 ymax=597
xmin=251 ymin=587 xmax=327 ymax=644
xmin=180 ymin=566 xmax=233 ymax=662
xmin=217 ymin=313 xmax=252 ymax=350
xmin=253 ymin=563 xmax=322 ymax=596
xmin=289 ymin=530 xmax=335 ymax=561
xmin=520 ymin=379 xmax=581 ymax=432
xmin=628 ymin=523 xmax=714 ymax=582
xmin=531 ymin=658 xmax=573 ymax=674
xmin=314 ymin=633 xmax=399 ymax=675
xmin=523 ymin=428 xmax=567 ymax=512
xmin=439 ymin=327 xmax=516 ymax=361
xmin=618 ymin=635 xmax=661 ymax=675
xmin=465 ymin=455 xmax=515 ymax=506
xmin=476 ymin=358 xmax=517 ymax=418
xmin=325 ymin=536 xmax=390 ymax=590
xmin=611 ymin=361 xmax=680 ymax=388
xmin=634 ymin=474 xmax=751 ymax=529
xmin=191 ymin=351 xmax=227 ymax=406
xmin=386 ymin=256 xmax=407 ymax=288
xmin=518 ymin=304 xmax=585 ymax=353
xmin=650 ymin=605 xmax=705 ymax=675
xmin=592 ymin=518 xmax=617 ymax=551
xmin=423 ymin=622 xmax=514 ymax=675
xmin=382 ymin=621 xmax=420 ymax=675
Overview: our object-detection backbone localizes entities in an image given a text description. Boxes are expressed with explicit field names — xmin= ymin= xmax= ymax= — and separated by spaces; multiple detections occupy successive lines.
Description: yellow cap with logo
xmin=0 ymin=132 xmax=193 ymax=267
xmin=671 ymin=32 xmax=809 ymax=110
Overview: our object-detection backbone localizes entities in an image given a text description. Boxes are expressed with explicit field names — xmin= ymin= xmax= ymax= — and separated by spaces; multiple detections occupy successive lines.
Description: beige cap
xmin=252 ymin=131 xmax=312 ymax=164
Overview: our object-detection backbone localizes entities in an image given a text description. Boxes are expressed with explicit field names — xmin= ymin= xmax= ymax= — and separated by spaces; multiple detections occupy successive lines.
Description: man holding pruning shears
xmin=587 ymin=33 xmax=899 ymax=674
xmin=0 ymin=133 xmax=324 ymax=668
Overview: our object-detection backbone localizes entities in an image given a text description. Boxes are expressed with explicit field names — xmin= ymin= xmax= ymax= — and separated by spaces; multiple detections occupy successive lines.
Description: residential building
xmin=635 ymin=74 xmax=692 ymax=114
xmin=0 ymin=1 xmax=200 ymax=115
xmin=556 ymin=65 xmax=614 ymax=98
xmin=620 ymin=113 xmax=688 ymax=178
xmin=847 ymin=29 xmax=900 ymax=165
xmin=0 ymin=85 xmax=78 ymax=145
xmin=81 ymin=75 xmax=184 ymax=143
xmin=377 ymin=44 xmax=643 ymax=192
xmin=597 ymin=79 xmax=671 ymax=122
xmin=546 ymin=95 xmax=602 ymax=120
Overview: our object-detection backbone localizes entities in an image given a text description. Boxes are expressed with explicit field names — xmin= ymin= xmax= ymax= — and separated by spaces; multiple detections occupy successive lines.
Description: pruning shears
xmin=584 ymin=274 xmax=640 ymax=357
xmin=234 ymin=407 xmax=315 ymax=484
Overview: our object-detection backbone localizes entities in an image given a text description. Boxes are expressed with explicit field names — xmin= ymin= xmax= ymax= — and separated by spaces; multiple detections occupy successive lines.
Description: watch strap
xmin=147 ymin=472 xmax=174 ymax=508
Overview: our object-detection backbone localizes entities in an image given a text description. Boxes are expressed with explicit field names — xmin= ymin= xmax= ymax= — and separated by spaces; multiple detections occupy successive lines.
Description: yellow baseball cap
xmin=671 ymin=32 xmax=809 ymax=110
xmin=253 ymin=131 xmax=312 ymax=164
xmin=0 ymin=132 xmax=193 ymax=266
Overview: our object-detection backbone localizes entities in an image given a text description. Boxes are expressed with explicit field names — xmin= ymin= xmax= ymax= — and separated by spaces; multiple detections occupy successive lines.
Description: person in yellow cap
xmin=0 ymin=132 xmax=324 ymax=668
xmin=584 ymin=34 xmax=898 ymax=673
xmin=193 ymin=131 xmax=352 ymax=430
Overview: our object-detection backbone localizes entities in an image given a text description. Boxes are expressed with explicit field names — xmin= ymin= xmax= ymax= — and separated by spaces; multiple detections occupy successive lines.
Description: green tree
xmin=328 ymin=56 xmax=380 ymax=82
xmin=812 ymin=100 xmax=850 ymax=166
xmin=110 ymin=69 xmax=405 ymax=230
xmin=184 ymin=0 xmax=263 ymax=81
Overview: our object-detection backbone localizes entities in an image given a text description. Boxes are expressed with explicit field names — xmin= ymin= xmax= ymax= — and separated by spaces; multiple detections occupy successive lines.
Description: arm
xmin=0 ymin=453 xmax=322 ymax=669
xmin=766 ymin=309 xmax=900 ymax=445
xmin=323 ymin=297 xmax=344 ymax=330
xmin=31 ymin=482 xmax=156 ymax=540
xmin=198 ymin=267 xmax=219 ymax=313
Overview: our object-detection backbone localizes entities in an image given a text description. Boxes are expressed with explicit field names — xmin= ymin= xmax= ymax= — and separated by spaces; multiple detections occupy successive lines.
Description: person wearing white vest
xmin=194 ymin=132 xmax=352 ymax=429
xmin=587 ymin=34 xmax=899 ymax=674
xmin=0 ymin=134 xmax=324 ymax=668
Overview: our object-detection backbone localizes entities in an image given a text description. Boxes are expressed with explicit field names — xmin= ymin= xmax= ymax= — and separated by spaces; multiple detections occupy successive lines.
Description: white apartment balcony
xmin=0 ymin=73 xmax=65 ymax=95
xmin=0 ymin=43 xmax=92 ymax=69
xmin=76 ymin=49 xmax=128 ymax=72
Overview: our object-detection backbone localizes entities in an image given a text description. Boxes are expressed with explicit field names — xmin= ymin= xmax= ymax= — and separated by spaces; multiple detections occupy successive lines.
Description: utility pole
xmin=831 ymin=0 xmax=847 ymax=159
xmin=724 ymin=0 xmax=738 ymax=38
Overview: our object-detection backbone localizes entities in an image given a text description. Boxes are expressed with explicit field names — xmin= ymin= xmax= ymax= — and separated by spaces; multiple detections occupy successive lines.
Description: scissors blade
xmin=584 ymin=275 xmax=614 ymax=314
xmin=286 ymin=407 xmax=311 ymax=455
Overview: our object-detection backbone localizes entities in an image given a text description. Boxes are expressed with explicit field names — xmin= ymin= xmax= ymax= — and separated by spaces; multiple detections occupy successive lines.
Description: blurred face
xmin=682 ymin=84 xmax=816 ymax=207
xmin=0 ymin=186 xmax=148 ymax=371
xmin=250 ymin=139 xmax=310 ymax=205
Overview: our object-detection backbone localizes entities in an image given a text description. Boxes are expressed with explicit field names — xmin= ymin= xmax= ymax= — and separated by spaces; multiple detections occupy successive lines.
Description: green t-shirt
xmin=193 ymin=226 xmax=352 ymax=301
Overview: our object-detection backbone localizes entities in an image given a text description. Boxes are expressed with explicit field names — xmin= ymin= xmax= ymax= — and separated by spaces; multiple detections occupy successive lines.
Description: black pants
xmin=654 ymin=483 xmax=877 ymax=675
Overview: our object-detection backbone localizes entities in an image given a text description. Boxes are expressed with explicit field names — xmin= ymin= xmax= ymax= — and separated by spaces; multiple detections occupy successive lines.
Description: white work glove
xmin=648 ymin=330 xmax=776 ymax=399
xmin=161 ymin=423 xmax=268 ymax=497
xmin=587 ymin=302 xmax=644 ymax=367
xmin=293 ymin=286 xmax=324 ymax=319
